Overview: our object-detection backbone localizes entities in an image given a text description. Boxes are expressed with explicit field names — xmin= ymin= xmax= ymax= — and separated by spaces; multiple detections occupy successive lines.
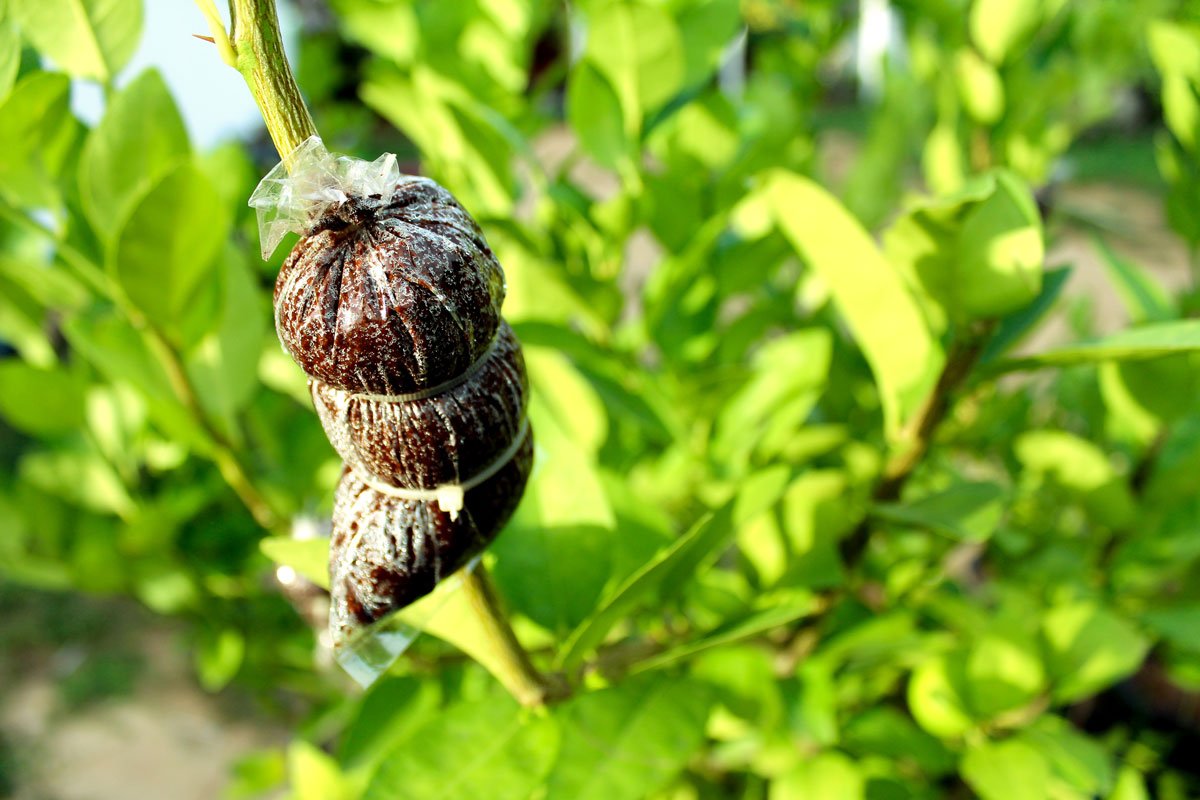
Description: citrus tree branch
xmin=225 ymin=0 xmax=318 ymax=164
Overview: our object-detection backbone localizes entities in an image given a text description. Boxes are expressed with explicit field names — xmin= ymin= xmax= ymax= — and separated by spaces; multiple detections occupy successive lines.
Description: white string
xmin=352 ymin=418 xmax=531 ymax=521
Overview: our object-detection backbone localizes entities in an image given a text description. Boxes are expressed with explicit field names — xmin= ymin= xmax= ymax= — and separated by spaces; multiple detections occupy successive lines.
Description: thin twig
xmin=839 ymin=323 xmax=995 ymax=567
xmin=141 ymin=324 xmax=282 ymax=532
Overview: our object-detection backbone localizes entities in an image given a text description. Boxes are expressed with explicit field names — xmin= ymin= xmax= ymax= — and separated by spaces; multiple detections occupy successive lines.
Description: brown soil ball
xmin=274 ymin=177 xmax=505 ymax=395
xmin=327 ymin=431 xmax=534 ymax=647
xmin=310 ymin=321 xmax=528 ymax=490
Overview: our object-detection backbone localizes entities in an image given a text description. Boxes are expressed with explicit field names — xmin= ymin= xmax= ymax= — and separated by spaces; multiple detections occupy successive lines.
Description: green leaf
xmin=62 ymin=308 xmax=210 ymax=450
xmin=1093 ymin=237 xmax=1175 ymax=324
xmin=365 ymin=694 xmax=558 ymax=800
xmin=631 ymin=591 xmax=819 ymax=673
xmin=843 ymin=707 xmax=955 ymax=776
xmin=109 ymin=162 xmax=230 ymax=340
xmin=558 ymin=505 xmax=733 ymax=669
xmin=1021 ymin=716 xmax=1114 ymax=797
xmin=979 ymin=266 xmax=1071 ymax=363
xmin=195 ymin=628 xmax=245 ymax=692
xmin=581 ymin=1 xmax=685 ymax=123
xmin=491 ymin=524 xmax=613 ymax=635
xmin=771 ymin=752 xmax=865 ymax=800
xmin=288 ymin=740 xmax=354 ymax=800
xmin=186 ymin=250 xmax=267 ymax=434
xmin=791 ymin=659 xmax=839 ymax=746
xmin=338 ymin=677 xmax=441 ymax=770
xmin=996 ymin=320 xmax=1200 ymax=372
xmin=517 ymin=394 xmax=614 ymax=529
xmin=0 ymin=71 xmax=74 ymax=207
xmin=11 ymin=0 xmax=142 ymax=81
xmin=1148 ymin=21 xmax=1200 ymax=151
xmin=20 ymin=446 xmax=135 ymax=519
xmin=1108 ymin=355 xmax=1200 ymax=432
xmin=0 ymin=362 xmax=86 ymax=436
xmin=0 ymin=16 xmax=19 ymax=103
xmin=1042 ymin=602 xmax=1149 ymax=703
xmin=395 ymin=571 xmax=553 ymax=698
xmin=361 ymin=64 xmax=516 ymax=216
xmin=763 ymin=169 xmax=942 ymax=440
xmin=1110 ymin=766 xmax=1151 ymax=800
xmin=79 ymin=69 xmax=190 ymax=241
xmin=713 ymin=329 xmax=832 ymax=472
xmin=955 ymin=171 xmax=1044 ymax=317
xmin=872 ymin=482 xmax=1007 ymax=542
xmin=567 ymin=60 xmax=631 ymax=170
xmin=969 ymin=0 xmax=1042 ymax=64
xmin=329 ymin=0 xmax=418 ymax=64
xmin=523 ymin=345 xmax=608 ymax=456
xmin=676 ymin=0 xmax=742 ymax=89
xmin=886 ymin=170 xmax=1043 ymax=326
xmin=962 ymin=739 xmax=1051 ymax=800
xmin=955 ymin=48 xmax=1005 ymax=125
xmin=1015 ymin=429 xmax=1136 ymax=526
xmin=1141 ymin=604 xmax=1200 ymax=654
xmin=908 ymin=653 xmax=975 ymax=738
xmin=259 ymin=536 xmax=328 ymax=590
xmin=778 ymin=470 xmax=853 ymax=589
xmin=546 ymin=675 xmax=711 ymax=800
xmin=966 ymin=628 xmax=1046 ymax=718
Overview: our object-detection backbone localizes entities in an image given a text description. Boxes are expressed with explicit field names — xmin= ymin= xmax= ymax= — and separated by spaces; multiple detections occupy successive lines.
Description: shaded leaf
xmin=1042 ymin=602 xmax=1149 ymax=703
xmin=109 ymin=162 xmax=230 ymax=341
xmin=558 ymin=505 xmax=733 ymax=669
xmin=546 ymin=675 xmax=711 ymax=800
xmin=872 ymin=482 xmax=1007 ymax=542
xmin=365 ymin=694 xmax=557 ymax=800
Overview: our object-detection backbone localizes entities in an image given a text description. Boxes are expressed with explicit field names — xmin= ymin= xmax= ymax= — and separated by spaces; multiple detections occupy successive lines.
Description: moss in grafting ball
xmin=327 ymin=433 xmax=533 ymax=648
xmin=310 ymin=322 xmax=529 ymax=490
xmin=273 ymin=178 xmax=506 ymax=395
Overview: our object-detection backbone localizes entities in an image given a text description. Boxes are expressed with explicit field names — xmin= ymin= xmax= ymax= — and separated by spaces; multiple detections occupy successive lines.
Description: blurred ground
xmin=0 ymin=586 xmax=286 ymax=800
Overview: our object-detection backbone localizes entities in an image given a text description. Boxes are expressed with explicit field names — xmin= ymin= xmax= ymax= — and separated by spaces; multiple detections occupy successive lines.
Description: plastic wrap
xmin=248 ymin=136 xmax=401 ymax=259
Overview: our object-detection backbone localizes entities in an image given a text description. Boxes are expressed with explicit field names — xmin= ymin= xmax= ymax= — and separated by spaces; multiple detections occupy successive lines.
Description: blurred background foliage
xmin=4 ymin=0 xmax=1200 ymax=797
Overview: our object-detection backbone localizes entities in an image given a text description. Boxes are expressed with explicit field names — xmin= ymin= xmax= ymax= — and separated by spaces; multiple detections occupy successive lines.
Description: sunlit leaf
xmin=11 ymin=0 xmax=141 ymax=81
xmin=79 ymin=69 xmax=190 ymax=241
xmin=962 ymin=739 xmax=1050 ymax=800
xmin=996 ymin=320 xmax=1200 ymax=371
xmin=763 ymin=169 xmax=942 ymax=440
xmin=1042 ymin=602 xmax=1149 ymax=703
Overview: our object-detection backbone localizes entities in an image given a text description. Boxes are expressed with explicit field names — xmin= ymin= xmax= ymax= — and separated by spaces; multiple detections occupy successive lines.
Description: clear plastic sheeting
xmin=334 ymin=555 xmax=481 ymax=688
xmin=248 ymin=136 xmax=401 ymax=259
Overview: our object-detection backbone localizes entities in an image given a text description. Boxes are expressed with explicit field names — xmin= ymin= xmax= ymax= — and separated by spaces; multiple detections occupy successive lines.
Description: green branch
xmin=195 ymin=0 xmax=317 ymax=165
xmin=839 ymin=323 xmax=994 ymax=567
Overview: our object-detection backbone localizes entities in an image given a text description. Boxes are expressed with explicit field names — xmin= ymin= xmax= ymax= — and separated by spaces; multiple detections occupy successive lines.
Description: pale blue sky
xmin=72 ymin=2 xmax=301 ymax=148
